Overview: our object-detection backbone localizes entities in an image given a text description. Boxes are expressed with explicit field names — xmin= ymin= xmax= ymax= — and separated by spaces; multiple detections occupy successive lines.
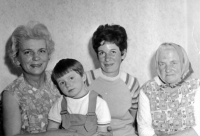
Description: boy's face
xmin=56 ymin=71 xmax=87 ymax=99
xmin=97 ymin=42 xmax=126 ymax=77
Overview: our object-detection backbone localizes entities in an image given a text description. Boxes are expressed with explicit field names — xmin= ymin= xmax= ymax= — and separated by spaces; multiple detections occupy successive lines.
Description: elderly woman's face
xmin=158 ymin=47 xmax=182 ymax=84
xmin=17 ymin=39 xmax=49 ymax=76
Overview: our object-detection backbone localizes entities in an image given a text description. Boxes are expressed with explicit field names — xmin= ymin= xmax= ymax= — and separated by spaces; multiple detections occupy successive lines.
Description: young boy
xmin=47 ymin=58 xmax=111 ymax=136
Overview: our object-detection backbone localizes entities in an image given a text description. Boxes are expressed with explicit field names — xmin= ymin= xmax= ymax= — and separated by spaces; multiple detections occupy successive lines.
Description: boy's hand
xmin=94 ymin=126 xmax=113 ymax=136
xmin=107 ymin=126 xmax=112 ymax=132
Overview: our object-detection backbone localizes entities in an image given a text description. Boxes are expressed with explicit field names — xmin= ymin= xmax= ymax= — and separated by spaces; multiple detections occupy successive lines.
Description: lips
xmin=68 ymin=88 xmax=74 ymax=93
xmin=104 ymin=63 xmax=114 ymax=67
xmin=31 ymin=64 xmax=42 ymax=68
xmin=166 ymin=74 xmax=174 ymax=76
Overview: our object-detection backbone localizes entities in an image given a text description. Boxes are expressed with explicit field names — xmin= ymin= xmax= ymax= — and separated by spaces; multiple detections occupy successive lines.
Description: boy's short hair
xmin=52 ymin=58 xmax=84 ymax=80
xmin=92 ymin=24 xmax=128 ymax=55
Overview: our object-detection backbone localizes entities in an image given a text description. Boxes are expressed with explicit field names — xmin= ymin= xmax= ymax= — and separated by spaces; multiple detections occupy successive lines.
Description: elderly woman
xmin=2 ymin=21 xmax=85 ymax=136
xmin=137 ymin=43 xmax=200 ymax=136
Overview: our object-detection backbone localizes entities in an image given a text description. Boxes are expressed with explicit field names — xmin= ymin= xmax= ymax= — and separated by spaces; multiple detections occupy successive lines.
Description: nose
xmin=165 ymin=64 xmax=172 ymax=73
xmin=32 ymin=52 xmax=40 ymax=61
xmin=65 ymin=81 xmax=72 ymax=88
xmin=105 ymin=53 xmax=111 ymax=61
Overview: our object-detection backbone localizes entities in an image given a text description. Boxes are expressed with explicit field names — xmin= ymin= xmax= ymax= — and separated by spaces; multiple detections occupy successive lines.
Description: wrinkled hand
xmin=155 ymin=130 xmax=171 ymax=136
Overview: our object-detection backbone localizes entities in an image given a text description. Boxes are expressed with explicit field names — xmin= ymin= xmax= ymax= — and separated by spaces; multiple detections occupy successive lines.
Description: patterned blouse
xmin=4 ymin=71 xmax=61 ymax=133
xmin=142 ymin=77 xmax=199 ymax=134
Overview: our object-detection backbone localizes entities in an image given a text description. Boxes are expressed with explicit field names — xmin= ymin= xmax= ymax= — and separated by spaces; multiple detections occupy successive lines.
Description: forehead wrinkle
xmin=157 ymin=46 xmax=179 ymax=61
xmin=99 ymin=42 xmax=119 ymax=51
xmin=156 ymin=45 xmax=184 ymax=73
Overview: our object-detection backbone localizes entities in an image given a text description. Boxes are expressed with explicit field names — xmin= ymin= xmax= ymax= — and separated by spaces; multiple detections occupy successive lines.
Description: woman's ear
xmin=82 ymin=73 xmax=87 ymax=82
xmin=121 ymin=49 xmax=127 ymax=60
xmin=14 ymin=57 xmax=20 ymax=66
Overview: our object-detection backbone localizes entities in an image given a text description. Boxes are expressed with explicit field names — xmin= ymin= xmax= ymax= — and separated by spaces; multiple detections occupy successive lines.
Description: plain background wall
xmin=0 ymin=0 xmax=200 ymax=96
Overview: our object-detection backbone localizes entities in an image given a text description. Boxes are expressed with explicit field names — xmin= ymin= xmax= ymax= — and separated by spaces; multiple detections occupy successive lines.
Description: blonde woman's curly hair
xmin=7 ymin=21 xmax=55 ymax=66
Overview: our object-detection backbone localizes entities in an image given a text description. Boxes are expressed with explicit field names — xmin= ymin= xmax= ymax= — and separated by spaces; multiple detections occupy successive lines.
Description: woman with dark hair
xmin=86 ymin=24 xmax=140 ymax=136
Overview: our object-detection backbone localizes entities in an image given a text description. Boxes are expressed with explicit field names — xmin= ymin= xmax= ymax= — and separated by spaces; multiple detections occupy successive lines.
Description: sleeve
xmin=192 ymin=86 xmax=200 ymax=135
xmin=96 ymin=97 xmax=111 ymax=125
xmin=48 ymin=97 xmax=62 ymax=123
xmin=130 ymin=77 xmax=140 ymax=110
xmin=127 ymin=77 xmax=140 ymax=118
xmin=137 ymin=88 xmax=155 ymax=136
xmin=85 ymin=70 xmax=96 ymax=87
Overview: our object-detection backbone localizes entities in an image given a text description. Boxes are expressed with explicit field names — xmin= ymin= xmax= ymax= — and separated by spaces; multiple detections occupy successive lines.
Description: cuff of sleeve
xmin=48 ymin=116 xmax=61 ymax=123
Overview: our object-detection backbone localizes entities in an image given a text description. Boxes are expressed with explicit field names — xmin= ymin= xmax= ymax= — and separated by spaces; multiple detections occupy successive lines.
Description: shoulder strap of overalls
xmin=60 ymin=96 xmax=69 ymax=115
xmin=84 ymin=90 xmax=98 ymax=132
xmin=60 ymin=91 xmax=98 ymax=115
xmin=87 ymin=90 xmax=98 ymax=115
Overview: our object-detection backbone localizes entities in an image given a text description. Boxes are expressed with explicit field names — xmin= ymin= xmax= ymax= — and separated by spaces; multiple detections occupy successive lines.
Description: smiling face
xmin=17 ymin=39 xmax=49 ymax=77
xmin=158 ymin=47 xmax=182 ymax=84
xmin=97 ymin=42 xmax=126 ymax=77
xmin=56 ymin=71 xmax=87 ymax=99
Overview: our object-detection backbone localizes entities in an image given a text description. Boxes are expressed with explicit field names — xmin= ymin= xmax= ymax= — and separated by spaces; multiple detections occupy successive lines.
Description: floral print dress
xmin=4 ymin=71 xmax=60 ymax=133
xmin=143 ymin=78 xmax=199 ymax=134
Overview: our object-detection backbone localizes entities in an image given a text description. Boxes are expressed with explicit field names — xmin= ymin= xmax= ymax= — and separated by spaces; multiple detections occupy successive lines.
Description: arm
xmin=2 ymin=90 xmax=22 ymax=136
xmin=155 ymin=130 xmax=198 ymax=136
xmin=94 ymin=126 xmax=112 ymax=136
xmin=129 ymin=78 xmax=140 ymax=134
xmin=47 ymin=120 xmax=60 ymax=130
xmin=154 ymin=128 xmax=197 ymax=136
xmin=47 ymin=98 xmax=62 ymax=131
xmin=169 ymin=128 xmax=197 ymax=136
xmin=95 ymin=97 xmax=112 ymax=136
xmin=2 ymin=91 xmax=83 ymax=136
xmin=97 ymin=125 xmax=109 ymax=133
xmin=137 ymin=89 xmax=155 ymax=136
xmin=129 ymin=78 xmax=140 ymax=123
xmin=94 ymin=125 xmax=113 ymax=136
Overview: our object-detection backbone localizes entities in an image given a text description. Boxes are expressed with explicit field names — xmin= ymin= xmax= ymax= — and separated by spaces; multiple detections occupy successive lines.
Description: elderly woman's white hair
xmin=7 ymin=21 xmax=55 ymax=66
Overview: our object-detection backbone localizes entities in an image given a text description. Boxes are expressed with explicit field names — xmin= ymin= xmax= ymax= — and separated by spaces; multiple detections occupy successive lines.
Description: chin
xmin=32 ymin=70 xmax=45 ymax=75
xmin=166 ymin=79 xmax=179 ymax=84
xmin=104 ymin=67 xmax=118 ymax=72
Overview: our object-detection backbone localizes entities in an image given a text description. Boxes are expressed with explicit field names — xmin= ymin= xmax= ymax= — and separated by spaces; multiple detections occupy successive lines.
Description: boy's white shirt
xmin=48 ymin=91 xmax=111 ymax=125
